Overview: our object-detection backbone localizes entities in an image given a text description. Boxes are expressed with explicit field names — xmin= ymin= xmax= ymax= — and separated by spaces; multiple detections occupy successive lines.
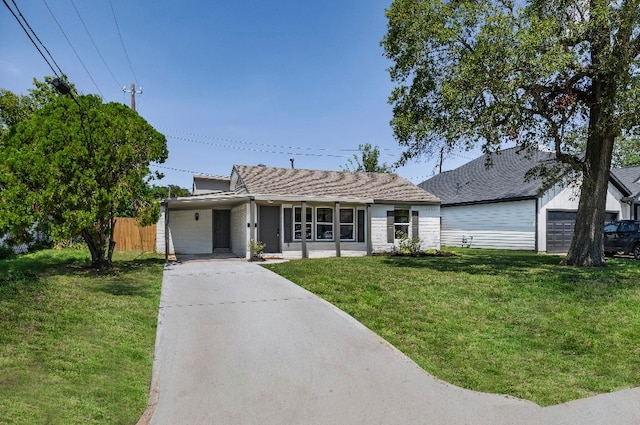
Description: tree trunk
xmin=81 ymin=228 xmax=107 ymax=269
xmin=563 ymin=79 xmax=617 ymax=267
xmin=105 ymin=216 xmax=116 ymax=268
xmin=563 ymin=152 xmax=611 ymax=267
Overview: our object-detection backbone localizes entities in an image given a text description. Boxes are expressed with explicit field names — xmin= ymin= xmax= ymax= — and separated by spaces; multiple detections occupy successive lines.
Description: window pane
xmin=604 ymin=222 xmax=619 ymax=232
xmin=317 ymin=208 xmax=333 ymax=222
xmin=317 ymin=224 xmax=333 ymax=240
xmin=340 ymin=208 xmax=353 ymax=223
xmin=340 ymin=225 xmax=354 ymax=240
xmin=295 ymin=207 xmax=312 ymax=222
xmin=395 ymin=225 xmax=409 ymax=238
xmin=395 ymin=209 xmax=410 ymax=224
xmin=294 ymin=224 xmax=312 ymax=240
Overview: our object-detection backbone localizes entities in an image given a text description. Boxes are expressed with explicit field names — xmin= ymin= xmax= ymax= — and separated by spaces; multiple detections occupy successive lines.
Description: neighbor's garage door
xmin=546 ymin=210 xmax=618 ymax=254
xmin=547 ymin=211 xmax=576 ymax=254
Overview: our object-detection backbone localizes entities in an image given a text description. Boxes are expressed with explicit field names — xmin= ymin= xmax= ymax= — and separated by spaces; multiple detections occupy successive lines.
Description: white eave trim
xmin=250 ymin=194 xmax=374 ymax=204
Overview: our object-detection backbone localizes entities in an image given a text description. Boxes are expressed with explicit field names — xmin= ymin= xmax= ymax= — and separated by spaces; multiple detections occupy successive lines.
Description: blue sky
xmin=1 ymin=0 xmax=478 ymax=189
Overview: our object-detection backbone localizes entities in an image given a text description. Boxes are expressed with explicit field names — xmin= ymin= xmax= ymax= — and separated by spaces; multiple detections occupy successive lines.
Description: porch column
xmin=301 ymin=201 xmax=308 ymax=258
xmin=334 ymin=201 xmax=341 ymax=257
xmin=163 ymin=203 xmax=170 ymax=262
xmin=249 ymin=198 xmax=256 ymax=257
xmin=366 ymin=203 xmax=373 ymax=255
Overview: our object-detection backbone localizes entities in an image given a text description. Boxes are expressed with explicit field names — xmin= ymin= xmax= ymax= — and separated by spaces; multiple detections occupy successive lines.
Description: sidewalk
xmin=139 ymin=259 xmax=640 ymax=425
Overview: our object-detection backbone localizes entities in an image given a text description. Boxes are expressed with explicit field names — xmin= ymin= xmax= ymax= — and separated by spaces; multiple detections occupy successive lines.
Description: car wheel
xmin=634 ymin=244 xmax=640 ymax=260
xmin=604 ymin=251 xmax=614 ymax=258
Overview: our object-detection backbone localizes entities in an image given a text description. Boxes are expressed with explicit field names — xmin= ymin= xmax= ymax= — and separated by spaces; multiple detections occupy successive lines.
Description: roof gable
xmin=612 ymin=166 xmax=640 ymax=197
xmin=419 ymin=147 xmax=557 ymax=205
xmin=232 ymin=165 xmax=439 ymax=203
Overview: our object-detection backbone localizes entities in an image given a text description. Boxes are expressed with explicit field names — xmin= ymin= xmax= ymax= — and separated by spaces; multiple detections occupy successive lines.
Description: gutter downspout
xmin=301 ymin=201 xmax=308 ymax=258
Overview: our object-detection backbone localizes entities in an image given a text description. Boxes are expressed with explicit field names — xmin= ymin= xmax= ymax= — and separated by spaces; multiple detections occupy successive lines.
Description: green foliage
xmin=0 ymin=244 xmax=15 ymax=260
xmin=341 ymin=143 xmax=395 ymax=173
xmin=0 ymin=79 xmax=168 ymax=267
xmin=396 ymin=233 xmax=423 ymax=256
xmin=150 ymin=184 xmax=191 ymax=199
xmin=249 ymin=240 xmax=267 ymax=259
xmin=613 ymin=137 xmax=640 ymax=167
xmin=382 ymin=0 xmax=640 ymax=266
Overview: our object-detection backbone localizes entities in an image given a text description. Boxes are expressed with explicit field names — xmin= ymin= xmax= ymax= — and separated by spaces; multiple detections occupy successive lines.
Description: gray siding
xmin=441 ymin=200 xmax=536 ymax=250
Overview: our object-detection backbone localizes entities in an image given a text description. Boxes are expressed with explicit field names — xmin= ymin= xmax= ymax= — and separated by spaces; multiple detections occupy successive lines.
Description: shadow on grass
xmin=0 ymin=251 xmax=164 ymax=301
xmin=381 ymin=249 xmax=640 ymax=295
xmin=89 ymin=277 xmax=155 ymax=297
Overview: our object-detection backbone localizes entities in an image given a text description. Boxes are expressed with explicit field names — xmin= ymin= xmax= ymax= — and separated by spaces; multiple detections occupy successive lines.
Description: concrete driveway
xmin=139 ymin=259 xmax=640 ymax=425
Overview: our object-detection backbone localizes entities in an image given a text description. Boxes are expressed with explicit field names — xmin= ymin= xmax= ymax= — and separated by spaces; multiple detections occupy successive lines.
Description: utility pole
xmin=123 ymin=82 xmax=142 ymax=111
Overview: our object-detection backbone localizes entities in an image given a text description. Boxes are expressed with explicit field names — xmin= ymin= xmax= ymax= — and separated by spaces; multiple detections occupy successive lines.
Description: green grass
xmin=264 ymin=248 xmax=640 ymax=406
xmin=0 ymin=248 xmax=164 ymax=425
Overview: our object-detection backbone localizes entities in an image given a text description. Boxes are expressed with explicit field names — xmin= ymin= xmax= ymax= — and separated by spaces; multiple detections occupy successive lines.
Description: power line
xmin=161 ymin=128 xmax=400 ymax=154
xmin=3 ymin=0 xmax=63 ymax=77
xmin=152 ymin=164 xmax=213 ymax=176
xmin=160 ymin=128 xmax=402 ymax=158
xmin=70 ymin=0 xmax=122 ymax=89
xmin=42 ymin=0 xmax=104 ymax=97
xmin=109 ymin=0 xmax=138 ymax=85
xmin=166 ymin=134 xmax=351 ymax=158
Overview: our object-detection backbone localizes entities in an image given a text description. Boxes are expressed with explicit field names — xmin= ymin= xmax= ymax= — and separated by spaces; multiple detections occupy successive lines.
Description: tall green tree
xmin=341 ymin=143 xmax=395 ymax=173
xmin=0 ymin=81 xmax=167 ymax=268
xmin=613 ymin=137 xmax=640 ymax=167
xmin=383 ymin=0 xmax=640 ymax=266
xmin=116 ymin=184 xmax=190 ymax=217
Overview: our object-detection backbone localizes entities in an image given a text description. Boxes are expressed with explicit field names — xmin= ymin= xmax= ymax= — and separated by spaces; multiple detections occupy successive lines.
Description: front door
xmin=259 ymin=206 xmax=280 ymax=253
xmin=213 ymin=210 xmax=231 ymax=250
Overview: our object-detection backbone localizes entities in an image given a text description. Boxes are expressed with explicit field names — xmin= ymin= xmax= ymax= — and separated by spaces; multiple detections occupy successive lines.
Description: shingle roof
xmin=419 ymin=147 xmax=555 ymax=205
xmin=233 ymin=165 xmax=440 ymax=203
xmin=612 ymin=166 xmax=640 ymax=197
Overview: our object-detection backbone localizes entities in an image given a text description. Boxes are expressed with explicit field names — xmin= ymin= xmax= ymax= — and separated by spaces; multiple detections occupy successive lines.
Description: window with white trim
xmin=339 ymin=208 xmax=355 ymax=240
xmin=394 ymin=209 xmax=410 ymax=239
xmin=294 ymin=207 xmax=312 ymax=240
xmin=316 ymin=207 xmax=333 ymax=240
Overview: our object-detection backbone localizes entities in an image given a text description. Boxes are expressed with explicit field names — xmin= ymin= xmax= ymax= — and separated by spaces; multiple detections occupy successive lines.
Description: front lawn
xmin=264 ymin=248 xmax=640 ymax=406
xmin=0 ymin=248 xmax=164 ymax=425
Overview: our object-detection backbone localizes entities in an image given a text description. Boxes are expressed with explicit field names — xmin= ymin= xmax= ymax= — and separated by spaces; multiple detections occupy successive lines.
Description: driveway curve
xmin=139 ymin=259 xmax=640 ymax=425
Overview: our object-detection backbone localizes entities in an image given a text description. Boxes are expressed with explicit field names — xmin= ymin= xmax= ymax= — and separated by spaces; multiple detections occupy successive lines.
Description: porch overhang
xmin=164 ymin=194 xmax=251 ymax=210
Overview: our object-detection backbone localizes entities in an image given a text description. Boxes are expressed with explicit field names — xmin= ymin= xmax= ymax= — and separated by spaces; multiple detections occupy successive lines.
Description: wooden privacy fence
xmin=113 ymin=218 xmax=156 ymax=252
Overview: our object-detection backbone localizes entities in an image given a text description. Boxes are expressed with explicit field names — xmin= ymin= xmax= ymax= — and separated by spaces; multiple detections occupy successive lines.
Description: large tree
xmin=0 ymin=80 xmax=167 ymax=267
xmin=382 ymin=0 xmax=640 ymax=266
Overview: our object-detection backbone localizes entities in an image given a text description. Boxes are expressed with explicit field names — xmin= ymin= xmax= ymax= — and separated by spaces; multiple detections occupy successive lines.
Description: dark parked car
xmin=604 ymin=220 xmax=640 ymax=259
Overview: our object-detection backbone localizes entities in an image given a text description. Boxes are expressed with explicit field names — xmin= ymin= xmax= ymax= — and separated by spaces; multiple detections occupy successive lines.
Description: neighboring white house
xmin=419 ymin=147 xmax=632 ymax=254
xmin=157 ymin=165 xmax=441 ymax=259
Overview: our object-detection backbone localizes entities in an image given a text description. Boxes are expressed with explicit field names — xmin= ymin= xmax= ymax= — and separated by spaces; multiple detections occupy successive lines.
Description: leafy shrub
xmin=392 ymin=232 xmax=423 ymax=256
xmin=248 ymin=240 xmax=267 ymax=260
xmin=0 ymin=244 xmax=15 ymax=260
